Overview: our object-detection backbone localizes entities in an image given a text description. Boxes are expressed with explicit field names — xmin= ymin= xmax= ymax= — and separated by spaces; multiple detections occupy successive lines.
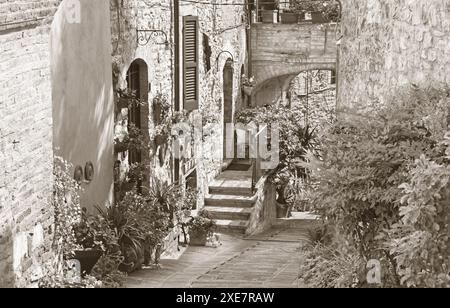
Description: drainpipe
xmin=173 ymin=0 xmax=181 ymax=183
xmin=174 ymin=0 xmax=180 ymax=112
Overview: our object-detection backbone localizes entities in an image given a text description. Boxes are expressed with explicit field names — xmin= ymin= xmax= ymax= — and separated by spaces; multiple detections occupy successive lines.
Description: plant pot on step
xmin=276 ymin=202 xmax=289 ymax=218
xmin=280 ymin=12 xmax=298 ymax=24
xmin=73 ymin=250 xmax=103 ymax=276
xmin=311 ymin=11 xmax=327 ymax=23
xmin=189 ymin=230 xmax=208 ymax=246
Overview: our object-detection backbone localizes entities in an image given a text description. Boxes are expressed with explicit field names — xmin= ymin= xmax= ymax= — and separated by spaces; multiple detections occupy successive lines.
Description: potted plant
xmin=68 ymin=220 xmax=104 ymax=278
xmin=188 ymin=210 xmax=216 ymax=246
xmin=241 ymin=75 xmax=256 ymax=96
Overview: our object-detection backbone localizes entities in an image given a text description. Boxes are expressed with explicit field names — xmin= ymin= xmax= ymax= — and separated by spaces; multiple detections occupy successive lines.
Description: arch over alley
xmin=250 ymin=22 xmax=337 ymax=106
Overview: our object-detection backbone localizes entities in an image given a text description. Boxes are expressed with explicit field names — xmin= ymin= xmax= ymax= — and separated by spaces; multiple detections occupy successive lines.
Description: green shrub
xmin=303 ymin=87 xmax=450 ymax=287
xmin=384 ymin=144 xmax=450 ymax=287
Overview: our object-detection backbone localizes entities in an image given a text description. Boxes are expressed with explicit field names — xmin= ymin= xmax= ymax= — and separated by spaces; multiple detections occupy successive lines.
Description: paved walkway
xmin=125 ymin=227 xmax=311 ymax=288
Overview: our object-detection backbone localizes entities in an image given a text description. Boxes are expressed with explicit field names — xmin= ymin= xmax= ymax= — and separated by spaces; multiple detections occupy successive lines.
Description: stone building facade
xmin=338 ymin=0 xmax=450 ymax=114
xmin=111 ymin=0 xmax=248 ymax=206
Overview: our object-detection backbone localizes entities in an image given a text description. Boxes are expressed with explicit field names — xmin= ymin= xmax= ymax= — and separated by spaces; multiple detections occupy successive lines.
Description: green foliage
xmin=300 ymin=242 xmax=363 ymax=288
xmin=236 ymin=105 xmax=319 ymax=205
xmin=290 ymin=0 xmax=340 ymax=22
xmin=52 ymin=157 xmax=83 ymax=256
xmin=384 ymin=152 xmax=450 ymax=287
xmin=303 ymin=87 xmax=450 ymax=287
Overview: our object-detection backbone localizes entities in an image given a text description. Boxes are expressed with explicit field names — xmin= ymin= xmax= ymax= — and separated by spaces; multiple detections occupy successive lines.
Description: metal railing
xmin=251 ymin=124 xmax=267 ymax=192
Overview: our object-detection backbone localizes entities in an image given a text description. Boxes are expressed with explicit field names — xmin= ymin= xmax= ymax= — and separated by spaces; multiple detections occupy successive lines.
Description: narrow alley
xmin=126 ymin=226 xmax=311 ymax=288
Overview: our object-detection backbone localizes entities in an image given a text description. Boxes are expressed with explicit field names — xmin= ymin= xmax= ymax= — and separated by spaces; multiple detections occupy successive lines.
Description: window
xmin=183 ymin=16 xmax=199 ymax=111
xmin=331 ymin=70 xmax=336 ymax=85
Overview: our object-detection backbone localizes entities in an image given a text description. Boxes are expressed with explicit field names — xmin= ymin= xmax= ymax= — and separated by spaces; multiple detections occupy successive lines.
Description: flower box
xmin=243 ymin=85 xmax=254 ymax=96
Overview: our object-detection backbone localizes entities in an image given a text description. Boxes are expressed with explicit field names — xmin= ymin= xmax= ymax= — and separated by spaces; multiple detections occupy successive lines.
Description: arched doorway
xmin=223 ymin=58 xmax=234 ymax=160
xmin=126 ymin=59 xmax=149 ymax=189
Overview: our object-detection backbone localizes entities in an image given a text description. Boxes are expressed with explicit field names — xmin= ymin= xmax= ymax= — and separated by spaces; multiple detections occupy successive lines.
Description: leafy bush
xmin=303 ymin=87 xmax=450 ymax=287
xmin=290 ymin=0 xmax=340 ymax=22
xmin=300 ymin=242 xmax=363 ymax=288
xmin=236 ymin=105 xmax=319 ymax=209
xmin=384 ymin=141 xmax=450 ymax=287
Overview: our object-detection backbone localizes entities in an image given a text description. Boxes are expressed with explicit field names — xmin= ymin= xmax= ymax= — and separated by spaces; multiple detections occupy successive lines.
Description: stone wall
xmin=338 ymin=0 xmax=450 ymax=114
xmin=246 ymin=176 xmax=277 ymax=236
xmin=0 ymin=0 xmax=62 ymax=288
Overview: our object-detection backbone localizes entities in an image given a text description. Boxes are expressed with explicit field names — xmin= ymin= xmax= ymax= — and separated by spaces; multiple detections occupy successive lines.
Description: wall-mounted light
xmin=84 ymin=162 xmax=95 ymax=182
xmin=136 ymin=29 xmax=169 ymax=49
xmin=216 ymin=50 xmax=235 ymax=71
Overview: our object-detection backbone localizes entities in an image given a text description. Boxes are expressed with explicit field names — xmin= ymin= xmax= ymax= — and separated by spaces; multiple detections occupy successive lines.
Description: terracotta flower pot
xmin=243 ymin=85 xmax=254 ymax=96
xmin=276 ymin=202 xmax=289 ymax=218
xmin=73 ymin=250 xmax=103 ymax=276
xmin=189 ymin=230 xmax=208 ymax=246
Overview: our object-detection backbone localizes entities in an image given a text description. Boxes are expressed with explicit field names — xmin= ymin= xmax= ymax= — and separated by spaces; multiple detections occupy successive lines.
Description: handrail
xmin=251 ymin=124 xmax=267 ymax=193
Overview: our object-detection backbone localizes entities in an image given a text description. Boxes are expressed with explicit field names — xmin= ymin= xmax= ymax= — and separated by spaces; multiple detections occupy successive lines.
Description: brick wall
xmin=0 ymin=1 xmax=62 ymax=287
xmin=338 ymin=0 xmax=450 ymax=114
xmin=0 ymin=0 xmax=62 ymax=32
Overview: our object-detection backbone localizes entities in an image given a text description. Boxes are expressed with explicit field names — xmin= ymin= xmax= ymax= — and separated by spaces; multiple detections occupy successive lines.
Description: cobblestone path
xmin=125 ymin=227 xmax=310 ymax=288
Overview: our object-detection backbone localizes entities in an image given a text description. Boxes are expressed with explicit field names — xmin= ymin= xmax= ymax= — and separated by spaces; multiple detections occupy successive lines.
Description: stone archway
xmin=125 ymin=58 xmax=150 ymax=191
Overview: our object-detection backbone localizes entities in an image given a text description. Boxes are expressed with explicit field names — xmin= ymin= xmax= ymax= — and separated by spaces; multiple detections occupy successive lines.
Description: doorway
xmin=223 ymin=58 xmax=234 ymax=160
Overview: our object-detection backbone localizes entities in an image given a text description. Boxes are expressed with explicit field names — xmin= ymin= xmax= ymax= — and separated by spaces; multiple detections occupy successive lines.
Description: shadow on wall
xmin=51 ymin=0 xmax=114 ymax=211
xmin=0 ymin=224 xmax=14 ymax=287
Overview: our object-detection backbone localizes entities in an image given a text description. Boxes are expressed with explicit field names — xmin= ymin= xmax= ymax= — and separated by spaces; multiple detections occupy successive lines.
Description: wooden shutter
xmin=183 ymin=16 xmax=199 ymax=111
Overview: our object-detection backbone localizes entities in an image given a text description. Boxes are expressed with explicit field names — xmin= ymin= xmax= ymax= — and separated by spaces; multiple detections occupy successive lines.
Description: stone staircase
xmin=204 ymin=160 xmax=257 ymax=234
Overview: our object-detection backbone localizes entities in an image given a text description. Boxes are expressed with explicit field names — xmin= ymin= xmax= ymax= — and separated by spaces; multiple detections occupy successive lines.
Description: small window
xmin=203 ymin=33 xmax=212 ymax=73
xmin=331 ymin=70 xmax=336 ymax=85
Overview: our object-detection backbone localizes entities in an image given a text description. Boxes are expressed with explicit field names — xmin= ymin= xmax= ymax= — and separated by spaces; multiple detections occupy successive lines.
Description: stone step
xmin=232 ymin=159 xmax=252 ymax=165
xmin=205 ymin=194 xmax=256 ymax=208
xmin=205 ymin=206 xmax=253 ymax=220
xmin=209 ymin=185 xmax=254 ymax=196
xmin=214 ymin=219 xmax=248 ymax=234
